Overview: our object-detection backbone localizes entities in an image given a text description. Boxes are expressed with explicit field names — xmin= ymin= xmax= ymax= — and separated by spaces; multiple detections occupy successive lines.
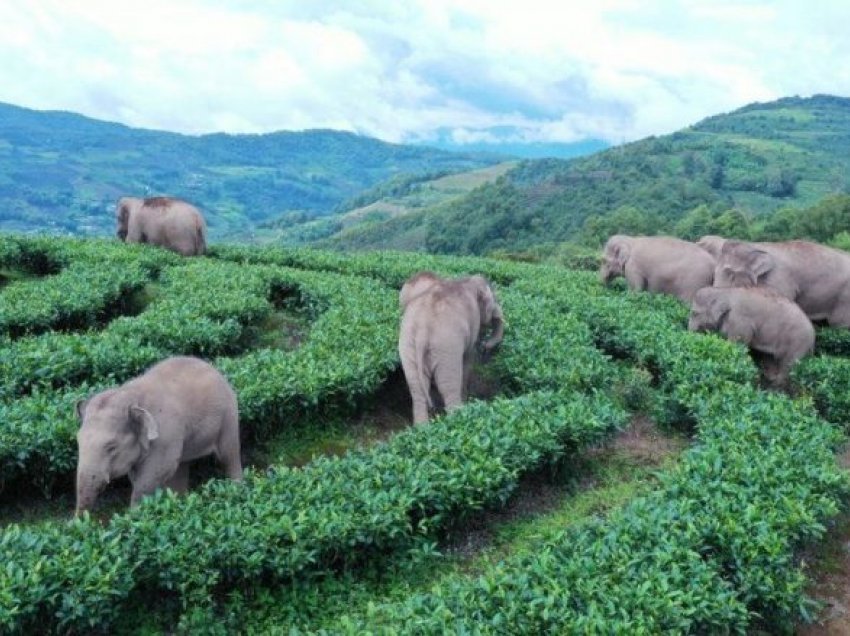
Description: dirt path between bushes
xmin=796 ymin=447 xmax=850 ymax=636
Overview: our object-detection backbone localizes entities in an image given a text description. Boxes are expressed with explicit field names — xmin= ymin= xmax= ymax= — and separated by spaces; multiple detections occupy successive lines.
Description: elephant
xmin=75 ymin=356 xmax=241 ymax=514
xmin=696 ymin=235 xmax=727 ymax=259
xmin=688 ymin=286 xmax=814 ymax=387
xmin=711 ymin=238 xmax=850 ymax=326
xmin=116 ymin=196 xmax=207 ymax=256
xmin=600 ymin=235 xmax=716 ymax=303
xmin=398 ymin=271 xmax=504 ymax=424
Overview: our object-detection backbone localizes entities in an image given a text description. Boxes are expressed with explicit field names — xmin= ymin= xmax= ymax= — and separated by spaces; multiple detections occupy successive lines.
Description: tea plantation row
xmin=326 ymin=271 xmax=850 ymax=633
xmin=0 ymin=243 xmax=634 ymax=631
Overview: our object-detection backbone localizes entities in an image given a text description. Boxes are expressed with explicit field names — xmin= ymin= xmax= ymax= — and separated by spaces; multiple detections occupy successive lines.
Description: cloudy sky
xmin=0 ymin=1 xmax=847 ymax=146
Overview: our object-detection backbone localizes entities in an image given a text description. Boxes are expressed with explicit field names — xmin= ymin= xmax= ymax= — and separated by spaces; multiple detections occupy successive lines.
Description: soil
xmin=796 ymin=446 xmax=850 ymax=636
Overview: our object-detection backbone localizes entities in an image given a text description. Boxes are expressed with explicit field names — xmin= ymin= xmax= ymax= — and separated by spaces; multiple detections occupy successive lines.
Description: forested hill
xmin=322 ymin=95 xmax=850 ymax=254
xmin=0 ymin=102 xmax=502 ymax=236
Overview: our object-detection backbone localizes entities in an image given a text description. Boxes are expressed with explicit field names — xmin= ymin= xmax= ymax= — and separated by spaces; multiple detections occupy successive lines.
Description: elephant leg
xmin=460 ymin=351 xmax=475 ymax=402
xmin=217 ymin=419 xmax=244 ymax=481
xmin=828 ymin=304 xmax=850 ymax=328
xmin=129 ymin=457 xmax=180 ymax=506
xmin=629 ymin=275 xmax=647 ymax=292
xmin=401 ymin=354 xmax=431 ymax=424
xmin=434 ymin=355 xmax=464 ymax=413
xmin=165 ymin=462 xmax=191 ymax=494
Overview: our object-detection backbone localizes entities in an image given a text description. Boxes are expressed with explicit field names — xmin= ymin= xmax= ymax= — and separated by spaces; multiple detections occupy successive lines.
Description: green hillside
xmin=322 ymin=94 xmax=850 ymax=254
xmin=246 ymin=161 xmax=518 ymax=247
xmin=0 ymin=102 xmax=502 ymax=237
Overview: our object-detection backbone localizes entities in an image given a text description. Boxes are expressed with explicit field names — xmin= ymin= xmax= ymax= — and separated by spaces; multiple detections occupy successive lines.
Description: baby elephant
xmin=688 ymin=286 xmax=814 ymax=387
xmin=75 ymin=356 xmax=242 ymax=514
xmin=399 ymin=271 xmax=504 ymax=424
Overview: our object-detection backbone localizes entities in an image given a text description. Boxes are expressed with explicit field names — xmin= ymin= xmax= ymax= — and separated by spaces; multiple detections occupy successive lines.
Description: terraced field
xmin=0 ymin=234 xmax=847 ymax=634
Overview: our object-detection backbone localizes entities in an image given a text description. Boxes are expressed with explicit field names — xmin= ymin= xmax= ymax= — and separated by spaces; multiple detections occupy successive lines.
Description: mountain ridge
xmin=319 ymin=94 xmax=850 ymax=254
xmin=0 ymin=101 xmax=507 ymax=236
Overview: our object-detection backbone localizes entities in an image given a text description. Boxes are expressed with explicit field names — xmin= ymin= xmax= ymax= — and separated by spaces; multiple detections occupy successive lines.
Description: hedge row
xmin=0 ymin=238 xmax=182 ymax=335
xmin=210 ymin=243 xmax=534 ymax=288
xmin=0 ymin=267 xmax=399 ymax=493
xmin=331 ymin=279 xmax=850 ymax=633
xmin=793 ymin=355 xmax=850 ymax=425
xmin=812 ymin=327 xmax=850 ymax=357
xmin=0 ymin=260 xmax=292 ymax=400
xmin=0 ymin=260 xmax=153 ymax=337
xmin=0 ymin=271 xmax=632 ymax=632
xmin=6 ymin=235 xmax=180 ymax=274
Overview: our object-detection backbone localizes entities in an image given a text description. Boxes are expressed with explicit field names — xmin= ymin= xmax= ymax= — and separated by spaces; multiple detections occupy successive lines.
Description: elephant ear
xmin=75 ymin=398 xmax=90 ymax=421
xmin=606 ymin=236 xmax=631 ymax=269
xmin=743 ymin=248 xmax=774 ymax=285
xmin=128 ymin=406 xmax=160 ymax=452
xmin=705 ymin=290 xmax=732 ymax=325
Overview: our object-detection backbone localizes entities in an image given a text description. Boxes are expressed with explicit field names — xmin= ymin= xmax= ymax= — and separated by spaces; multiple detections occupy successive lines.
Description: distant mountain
xmin=321 ymin=95 xmax=850 ymax=254
xmin=410 ymin=129 xmax=610 ymax=159
xmin=0 ymin=102 xmax=505 ymax=236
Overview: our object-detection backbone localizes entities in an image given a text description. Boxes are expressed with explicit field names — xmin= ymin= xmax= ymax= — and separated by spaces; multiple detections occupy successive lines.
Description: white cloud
xmin=0 ymin=0 xmax=847 ymax=144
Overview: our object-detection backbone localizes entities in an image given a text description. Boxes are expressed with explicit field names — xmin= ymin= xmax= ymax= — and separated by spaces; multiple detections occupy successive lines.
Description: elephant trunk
xmin=75 ymin=467 xmax=108 ymax=516
xmin=688 ymin=317 xmax=710 ymax=333
xmin=483 ymin=315 xmax=504 ymax=351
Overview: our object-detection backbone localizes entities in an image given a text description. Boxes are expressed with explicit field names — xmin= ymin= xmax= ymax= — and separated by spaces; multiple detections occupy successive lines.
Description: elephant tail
xmin=194 ymin=219 xmax=207 ymax=255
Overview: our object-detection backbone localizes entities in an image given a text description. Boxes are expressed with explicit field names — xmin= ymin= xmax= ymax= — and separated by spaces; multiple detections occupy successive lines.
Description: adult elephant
xmin=398 ymin=271 xmax=504 ymax=424
xmin=116 ymin=196 xmax=207 ymax=256
xmin=600 ymin=235 xmax=716 ymax=303
xmin=695 ymin=235 xmax=727 ymax=259
xmin=711 ymin=238 xmax=850 ymax=327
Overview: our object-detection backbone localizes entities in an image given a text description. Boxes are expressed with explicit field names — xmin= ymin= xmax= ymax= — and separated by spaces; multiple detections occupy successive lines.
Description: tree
xmin=708 ymin=208 xmax=751 ymax=239
xmin=580 ymin=205 xmax=664 ymax=245
xmin=673 ymin=204 xmax=715 ymax=240
xmin=794 ymin=194 xmax=850 ymax=242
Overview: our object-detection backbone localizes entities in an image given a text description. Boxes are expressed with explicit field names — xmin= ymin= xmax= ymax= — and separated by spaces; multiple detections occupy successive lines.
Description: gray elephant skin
xmin=116 ymin=196 xmax=207 ymax=256
xmin=600 ymin=235 xmax=715 ymax=303
xmin=398 ymin=271 xmax=504 ymax=424
xmin=695 ymin=235 xmax=727 ymax=260
xmin=709 ymin=237 xmax=850 ymax=326
xmin=75 ymin=356 xmax=242 ymax=514
xmin=688 ymin=286 xmax=814 ymax=387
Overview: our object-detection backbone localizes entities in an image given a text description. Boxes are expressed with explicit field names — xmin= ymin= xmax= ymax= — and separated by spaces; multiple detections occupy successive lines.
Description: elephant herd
xmin=600 ymin=233 xmax=850 ymax=388
xmin=78 ymin=195 xmax=838 ymax=513
xmin=74 ymin=202 xmax=505 ymax=512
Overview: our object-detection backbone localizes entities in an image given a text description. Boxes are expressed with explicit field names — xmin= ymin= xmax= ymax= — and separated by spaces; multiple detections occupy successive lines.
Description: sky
xmin=0 ymin=1 xmax=848 ymax=147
